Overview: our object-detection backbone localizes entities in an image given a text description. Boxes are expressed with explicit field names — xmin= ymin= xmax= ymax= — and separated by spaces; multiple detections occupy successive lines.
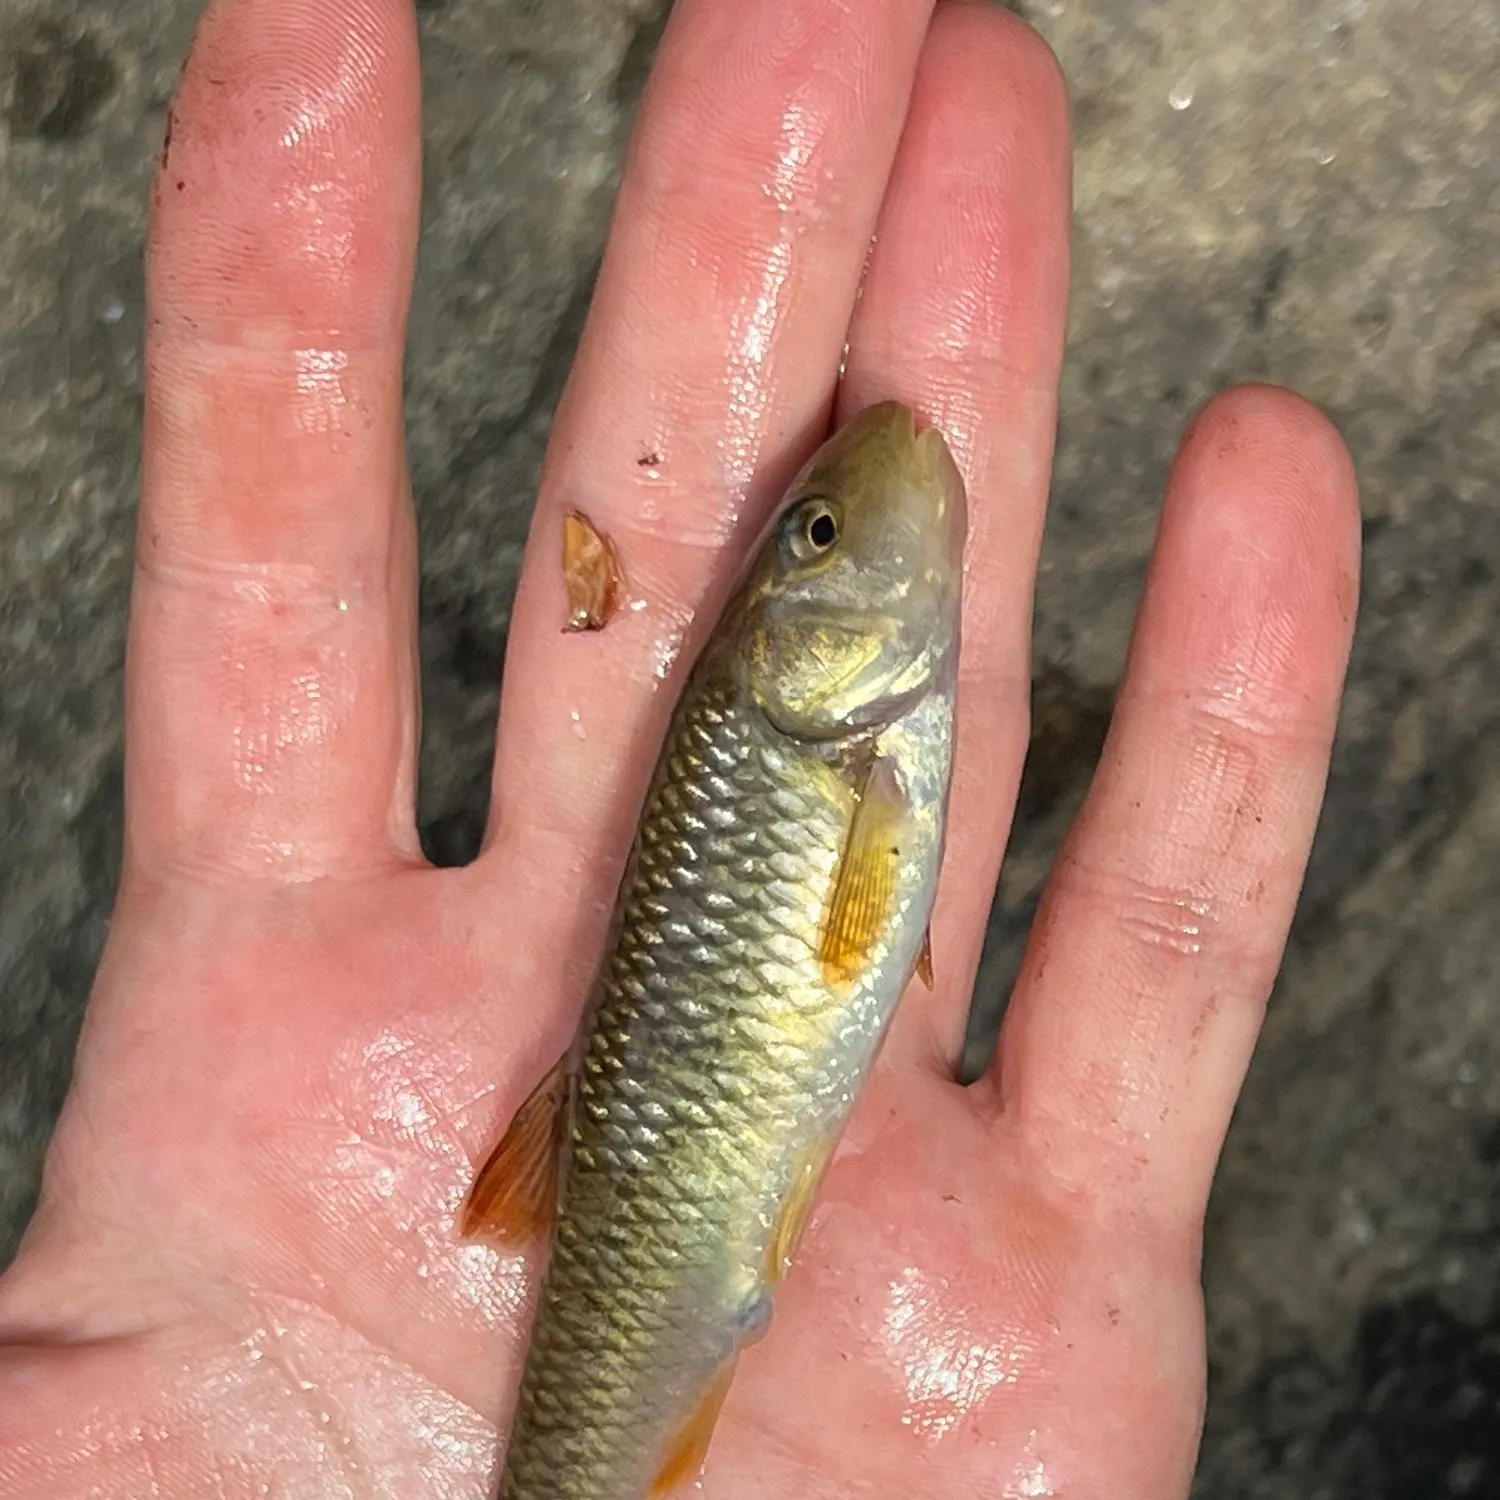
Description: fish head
xmin=737 ymin=401 xmax=966 ymax=741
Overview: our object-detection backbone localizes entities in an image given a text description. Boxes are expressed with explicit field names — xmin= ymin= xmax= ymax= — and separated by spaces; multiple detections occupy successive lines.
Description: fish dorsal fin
xmin=648 ymin=1357 xmax=740 ymax=1498
xmin=461 ymin=1055 xmax=570 ymax=1246
xmin=819 ymin=756 xmax=909 ymax=990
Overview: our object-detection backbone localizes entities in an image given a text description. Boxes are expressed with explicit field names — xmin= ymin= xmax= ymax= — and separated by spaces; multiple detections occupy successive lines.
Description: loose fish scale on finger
xmin=467 ymin=403 xmax=966 ymax=1500
xmin=561 ymin=510 xmax=626 ymax=632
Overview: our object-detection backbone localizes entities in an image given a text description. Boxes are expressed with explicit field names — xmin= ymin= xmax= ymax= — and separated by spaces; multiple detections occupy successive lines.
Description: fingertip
xmin=149 ymin=0 xmax=421 ymax=340
xmin=951 ymin=0 xmax=1071 ymax=142
xmin=1151 ymin=383 xmax=1362 ymax=709
xmin=1175 ymin=383 xmax=1361 ymax=583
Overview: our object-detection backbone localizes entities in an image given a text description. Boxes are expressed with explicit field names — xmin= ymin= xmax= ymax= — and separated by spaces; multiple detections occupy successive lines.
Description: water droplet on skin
xmin=394 ymin=1088 xmax=428 ymax=1132
xmin=454 ymin=1242 xmax=504 ymax=1308
xmin=1012 ymin=1458 xmax=1054 ymax=1498
xmin=570 ymin=709 xmax=585 ymax=740
xmin=628 ymin=598 xmax=647 ymax=613
xmin=1168 ymin=80 xmax=1195 ymax=111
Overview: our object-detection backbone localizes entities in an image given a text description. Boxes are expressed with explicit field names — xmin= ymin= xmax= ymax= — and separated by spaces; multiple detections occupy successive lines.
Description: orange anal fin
xmin=461 ymin=1056 xmax=570 ymax=1247
xmin=767 ymin=1135 xmax=838 ymax=1287
xmin=561 ymin=509 xmax=625 ymax=632
xmin=914 ymin=925 xmax=934 ymax=989
xmin=649 ymin=1357 xmax=740 ymax=1499
xmin=819 ymin=757 xmax=910 ymax=991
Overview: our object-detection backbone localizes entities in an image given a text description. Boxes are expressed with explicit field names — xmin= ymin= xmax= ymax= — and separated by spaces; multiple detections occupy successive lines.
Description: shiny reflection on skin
xmin=276 ymin=179 xmax=359 ymax=284
xmin=275 ymin=27 xmax=379 ymax=154
xmin=173 ymin=1302 xmax=495 ymax=1500
xmin=264 ymin=23 xmax=385 ymax=286
xmin=229 ymin=668 xmax=338 ymax=796
xmin=350 ymin=1029 xmax=537 ymax=1324
xmin=880 ymin=1266 xmax=1034 ymax=1440
xmin=719 ymin=103 xmax=822 ymax=503
xmin=292 ymin=347 xmax=352 ymax=434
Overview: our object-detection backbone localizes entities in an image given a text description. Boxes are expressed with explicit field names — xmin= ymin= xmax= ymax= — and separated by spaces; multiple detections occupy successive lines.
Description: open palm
xmin=0 ymin=1 xmax=1359 ymax=1496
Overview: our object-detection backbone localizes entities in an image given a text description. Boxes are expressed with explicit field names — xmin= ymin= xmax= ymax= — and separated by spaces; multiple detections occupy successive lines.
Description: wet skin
xmin=0 ymin=3 xmax=1360 ymax=1499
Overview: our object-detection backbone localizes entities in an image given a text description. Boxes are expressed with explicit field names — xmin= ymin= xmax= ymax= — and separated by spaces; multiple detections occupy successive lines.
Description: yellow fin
xmin=461 ymin=1056 xmax=569 ymax=1246
xmin=915 ymin=925 xmax=935 ymax=989
xmin=767 ymin=1135 xmax=838 ymax=1286
xmin=819 ymin=757 xmax=909 ymax=990
xmin=648 ymin=1358 xmax=739 ymax=1498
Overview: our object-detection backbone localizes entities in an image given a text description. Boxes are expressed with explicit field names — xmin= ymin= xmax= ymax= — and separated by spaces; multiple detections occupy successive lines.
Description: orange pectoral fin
xmin=648 ymin=1358 xmax=740 ymax=1499
xmin=461 ymin=1056 xmax=570 ymax=1246
xmin=820 ymin=757 xmax=910 ymax=991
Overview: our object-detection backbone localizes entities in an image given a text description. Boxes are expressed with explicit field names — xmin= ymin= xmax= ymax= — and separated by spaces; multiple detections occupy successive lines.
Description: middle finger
xmin=839 ymin=0 xmax=1072 ymax=1075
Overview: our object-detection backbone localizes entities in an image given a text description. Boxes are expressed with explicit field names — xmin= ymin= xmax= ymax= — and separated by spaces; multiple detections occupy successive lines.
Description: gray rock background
xmin=1 ymin=0 xmax=1496 ymax=1493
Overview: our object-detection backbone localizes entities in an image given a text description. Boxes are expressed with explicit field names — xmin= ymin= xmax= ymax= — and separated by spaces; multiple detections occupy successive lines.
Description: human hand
xmin=0 ymin=0 xmax=1359 ymax=1496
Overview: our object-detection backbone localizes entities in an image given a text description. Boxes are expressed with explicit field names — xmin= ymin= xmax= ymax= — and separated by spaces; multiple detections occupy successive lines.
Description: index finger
xmin=480 ymin=0 xmax=938 ymax=984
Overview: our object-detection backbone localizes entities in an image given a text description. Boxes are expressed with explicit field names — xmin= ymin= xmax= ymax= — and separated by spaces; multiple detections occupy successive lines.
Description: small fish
xmin=467 ymin=402 xmax=966 ymax=1499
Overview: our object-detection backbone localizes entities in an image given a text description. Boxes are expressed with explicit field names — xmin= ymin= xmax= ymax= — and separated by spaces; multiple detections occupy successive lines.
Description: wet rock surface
xmin=2 ymin=0 xmax=1498 ymax=1493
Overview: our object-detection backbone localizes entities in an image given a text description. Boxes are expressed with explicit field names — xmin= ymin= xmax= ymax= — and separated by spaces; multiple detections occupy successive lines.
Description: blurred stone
xmin=2 ymin=0 xmax=1499 ymax=1494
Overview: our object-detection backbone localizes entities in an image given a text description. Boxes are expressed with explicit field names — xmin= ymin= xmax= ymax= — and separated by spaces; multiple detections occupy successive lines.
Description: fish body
xmin=472 ymin=402 xmax=966 ymax=1500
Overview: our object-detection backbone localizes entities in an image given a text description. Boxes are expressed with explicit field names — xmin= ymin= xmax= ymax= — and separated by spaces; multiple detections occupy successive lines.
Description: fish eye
xmin=784 ymin=498 xmax=841 ymax=562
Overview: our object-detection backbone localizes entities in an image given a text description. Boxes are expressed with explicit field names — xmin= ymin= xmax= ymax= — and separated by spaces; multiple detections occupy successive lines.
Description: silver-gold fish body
xmin=469 ymin=401 xmax=966 ymax=1500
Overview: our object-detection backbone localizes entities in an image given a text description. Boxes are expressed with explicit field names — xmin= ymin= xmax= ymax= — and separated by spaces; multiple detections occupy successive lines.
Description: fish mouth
xmin=844 ymin=402 xmax=968 ymax=572
xmin=912 ymin=424 xmax=968 ymax=577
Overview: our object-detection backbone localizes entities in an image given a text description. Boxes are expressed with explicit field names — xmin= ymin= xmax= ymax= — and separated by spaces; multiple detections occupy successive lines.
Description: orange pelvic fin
xmin=461 ymin=1055 xmax=569 ymax=1246
xmin=648 ymin=1357 xmax=740 ymax=1498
